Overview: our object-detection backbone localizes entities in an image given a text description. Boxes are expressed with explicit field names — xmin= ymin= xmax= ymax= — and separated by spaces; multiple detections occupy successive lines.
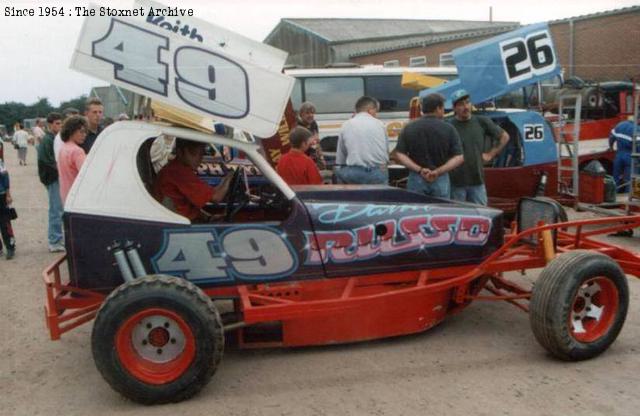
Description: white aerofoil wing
xmin=132 ymin=0 xmax=288 ymax=72
xmin=70 ymin=3 xmax=294 ymax=138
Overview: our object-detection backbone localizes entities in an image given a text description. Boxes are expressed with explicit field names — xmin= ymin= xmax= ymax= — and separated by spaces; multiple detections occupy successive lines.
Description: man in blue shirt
xmin=609 ymin=117 xmax=638 ymax=193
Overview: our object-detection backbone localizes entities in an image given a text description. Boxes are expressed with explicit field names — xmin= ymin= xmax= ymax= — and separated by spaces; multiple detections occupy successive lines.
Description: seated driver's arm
xmin=178 ymin=174 xmax=230 ymax=209
xmin=210 ymin=174 xmax=233 ymax=202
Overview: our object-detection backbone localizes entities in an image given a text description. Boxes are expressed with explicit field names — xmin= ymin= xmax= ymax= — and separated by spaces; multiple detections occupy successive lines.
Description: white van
xmin=285 ymin=65 xmax=458 ymax=149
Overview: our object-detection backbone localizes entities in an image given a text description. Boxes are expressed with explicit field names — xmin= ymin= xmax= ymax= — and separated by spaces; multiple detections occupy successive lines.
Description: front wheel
xmin=92 ymin=275 xmax=224 ymax=404
xmin=529 ymin=251 xmax=629 ymax=361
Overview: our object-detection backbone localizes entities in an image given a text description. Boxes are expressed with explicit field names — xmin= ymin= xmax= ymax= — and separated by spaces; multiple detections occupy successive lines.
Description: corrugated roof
xmin=267 ymin=18 xmax=519 ymax=44
xmin=346 ymin=25 xmax=519 ymax=58
xmin=548 ymin=4 xmax=640 ymax=24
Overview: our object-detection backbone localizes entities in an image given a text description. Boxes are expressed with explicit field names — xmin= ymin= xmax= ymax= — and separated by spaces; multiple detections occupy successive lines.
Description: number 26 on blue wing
xmin=500 ymin=30 xmax=556 ymax=85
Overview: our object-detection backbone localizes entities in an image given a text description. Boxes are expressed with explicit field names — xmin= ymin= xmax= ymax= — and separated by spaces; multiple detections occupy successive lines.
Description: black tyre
xmin=92 ymin=275 xmax=224 ymax=404
xmin=530 ymin=251 xmax=629 ymax=361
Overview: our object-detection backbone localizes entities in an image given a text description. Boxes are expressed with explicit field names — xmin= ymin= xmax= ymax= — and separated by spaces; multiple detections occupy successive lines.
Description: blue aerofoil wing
xmin=421 ymin=23 xmax=561 ymax=108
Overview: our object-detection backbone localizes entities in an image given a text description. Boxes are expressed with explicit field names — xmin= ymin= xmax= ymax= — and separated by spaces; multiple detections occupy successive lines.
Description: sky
xmin=0 ymin=0 xmax=637 ymax=105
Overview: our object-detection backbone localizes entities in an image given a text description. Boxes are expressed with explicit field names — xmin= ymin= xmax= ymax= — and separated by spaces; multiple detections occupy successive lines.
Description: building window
xmin=409 ymin=56 xmax=427 ymax=67
xmin=439 ymin=53 xmax=455 ymax=67
xmin=383 ymin=60 xmax=400 ymax=67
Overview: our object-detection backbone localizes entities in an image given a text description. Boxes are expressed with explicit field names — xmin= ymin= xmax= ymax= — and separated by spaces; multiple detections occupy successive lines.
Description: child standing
xmin=276 ymin=127 xmax=323 ymax=186
xmin=0 ymin=160 xmax=16 ymax=259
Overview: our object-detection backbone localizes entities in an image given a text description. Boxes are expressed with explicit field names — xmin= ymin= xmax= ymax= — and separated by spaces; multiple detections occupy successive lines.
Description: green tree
xmin=31 ymin=97 xmax=54 ymax=118
xmin=58 ymin=95 xmax=87 ymax=114
xmin=0 ymin=95 xmax=88 ymax=133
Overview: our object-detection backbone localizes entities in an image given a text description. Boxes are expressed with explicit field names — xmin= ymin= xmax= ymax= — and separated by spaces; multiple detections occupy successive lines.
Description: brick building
xmin=548 ymin=7 xmax=640 ymax=81
xmin=350 ymin=6 xmax=640 ymax=82
xmin=264 ymin=18 xmax=518 ymax=68
xmin=266 ymin=7 xmax=639 ymax=82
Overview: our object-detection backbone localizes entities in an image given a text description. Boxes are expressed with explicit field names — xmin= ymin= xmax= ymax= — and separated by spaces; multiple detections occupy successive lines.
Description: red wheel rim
xmin=569 ymin=277 xmax=619 ymax=343
xmin=115 ymin=308 xmax=196 ymax=385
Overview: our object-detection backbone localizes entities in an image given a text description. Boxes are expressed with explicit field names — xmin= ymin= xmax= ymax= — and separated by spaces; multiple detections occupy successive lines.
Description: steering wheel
xmin=224 ymin=167 xmax=250 ymax=221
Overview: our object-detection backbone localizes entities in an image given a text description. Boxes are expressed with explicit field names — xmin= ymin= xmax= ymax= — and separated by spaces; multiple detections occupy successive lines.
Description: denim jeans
xmin=407 ymin=172 xmax=450 ymax=199
xmin=451 ymin=184 xmax=488 ymax=206
xmin=612 ymin=151 xmax=631 ymax=193
xmin=47 ymin=181 xmax=64 ymax=245
xmin=335 ymin=166 xmax=388 ymax=185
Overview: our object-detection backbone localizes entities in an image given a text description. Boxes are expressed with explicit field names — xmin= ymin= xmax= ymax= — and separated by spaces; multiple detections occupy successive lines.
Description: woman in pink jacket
xmin=58 ymin=116 xmax=88 ymax=204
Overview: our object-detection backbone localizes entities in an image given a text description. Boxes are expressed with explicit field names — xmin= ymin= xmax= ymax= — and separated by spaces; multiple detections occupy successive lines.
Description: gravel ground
xmin=1 ymin=143 xmax=639 ymax=416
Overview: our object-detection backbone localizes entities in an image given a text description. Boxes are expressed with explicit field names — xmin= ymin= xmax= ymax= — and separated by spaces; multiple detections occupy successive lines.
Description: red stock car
xmin=43 ymin=122 xmax=640 ymax=404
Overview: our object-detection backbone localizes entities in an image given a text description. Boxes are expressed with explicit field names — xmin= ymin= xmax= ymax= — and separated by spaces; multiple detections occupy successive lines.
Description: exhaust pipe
xmin=108 ymin=241 xmax=135 ymax=282
xmin=125 ymin=241 xmax=147 ymax=278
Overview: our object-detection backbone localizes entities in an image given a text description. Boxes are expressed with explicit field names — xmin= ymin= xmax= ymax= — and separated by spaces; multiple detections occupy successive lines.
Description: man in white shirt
xmin=335 ymin=96 xmax=389 ymax=184
xmin=13 ymin=123 xmax=30 ymax=166
xmin=32 ymin=118 xmax=46 ymax=147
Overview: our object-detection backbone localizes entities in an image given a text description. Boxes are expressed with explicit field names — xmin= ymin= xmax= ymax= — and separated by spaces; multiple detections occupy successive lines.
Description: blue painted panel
xmin=420 ymin=24 xmax=561 ymax=109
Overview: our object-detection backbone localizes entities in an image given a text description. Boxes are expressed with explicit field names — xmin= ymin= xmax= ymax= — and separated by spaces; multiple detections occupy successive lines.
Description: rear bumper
xmin=43 ymin=254 xmax=105 ymax=340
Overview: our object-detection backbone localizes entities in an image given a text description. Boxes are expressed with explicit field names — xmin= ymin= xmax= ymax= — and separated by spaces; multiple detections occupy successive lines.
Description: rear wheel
xmin=92 ymin=275 xmax=224 ymax=404
xmin=529 ymin=251 xmax=628 ymax=361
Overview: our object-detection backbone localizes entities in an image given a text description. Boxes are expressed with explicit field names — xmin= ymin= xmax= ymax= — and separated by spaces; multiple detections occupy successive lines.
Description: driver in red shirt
xmin=277 ymin=127 xmax=323 ymax=185
xmin=154 ymin=139 xmax=231 ymax=221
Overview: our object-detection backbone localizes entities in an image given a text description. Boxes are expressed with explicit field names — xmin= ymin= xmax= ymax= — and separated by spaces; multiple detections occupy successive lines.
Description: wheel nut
xmin=171 ymin=338 xmax=176 ymax=344
xmin=157 ymin=349 xmax=163 ymax=355
xmin=164 ymin=322 xmax=170 ymax=328
xmin=142 ymin=339 xmax=148 ymax=345
xmin=146 ymin=323 xmax=152 ymax=329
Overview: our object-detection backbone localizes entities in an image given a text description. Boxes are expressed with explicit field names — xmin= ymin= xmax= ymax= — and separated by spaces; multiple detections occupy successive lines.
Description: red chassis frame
xmin=44 ymin=216 xmax=640 ymax=347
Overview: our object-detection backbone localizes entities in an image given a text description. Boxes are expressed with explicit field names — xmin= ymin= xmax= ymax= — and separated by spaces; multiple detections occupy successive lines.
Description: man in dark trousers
xmin=37 ymin=112 xmax=65 ymax=252
xmin=393 ymin=93 xmax=463 ymax=198
xmin=448 ymin=89 xmax=509 ymax=205
xmin=609 ymin=116 xmax=638 ymax=193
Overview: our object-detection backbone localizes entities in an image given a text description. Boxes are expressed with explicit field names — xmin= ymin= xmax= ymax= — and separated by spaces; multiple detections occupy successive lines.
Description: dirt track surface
xmin=1 ymin=144 xmax=639 ymax=416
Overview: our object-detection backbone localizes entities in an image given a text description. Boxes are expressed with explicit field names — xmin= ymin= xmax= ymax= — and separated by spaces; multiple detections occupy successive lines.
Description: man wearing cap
xmin=448 ymin=89 xmax=509 ymax=205
xmin=393 ymin=93 xmax=464 ymax=198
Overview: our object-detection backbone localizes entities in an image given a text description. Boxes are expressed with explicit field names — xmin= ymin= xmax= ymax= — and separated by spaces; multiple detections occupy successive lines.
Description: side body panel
xmin=65 ymin=200 xmax=323 ymax=291
xmin=297 ymin=187 xmax=504 ymax=278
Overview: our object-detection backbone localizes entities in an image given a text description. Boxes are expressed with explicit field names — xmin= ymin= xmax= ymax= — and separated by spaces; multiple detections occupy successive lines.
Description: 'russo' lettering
xmin=305 ymin=215 xmax=491 ymax=265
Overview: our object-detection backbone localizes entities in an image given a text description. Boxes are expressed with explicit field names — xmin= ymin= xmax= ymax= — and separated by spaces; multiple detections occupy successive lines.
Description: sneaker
xmin=49 ymin=243 xmax=66 ymax=253
xmin=6 ymin=248 xmax=14 ymax=260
